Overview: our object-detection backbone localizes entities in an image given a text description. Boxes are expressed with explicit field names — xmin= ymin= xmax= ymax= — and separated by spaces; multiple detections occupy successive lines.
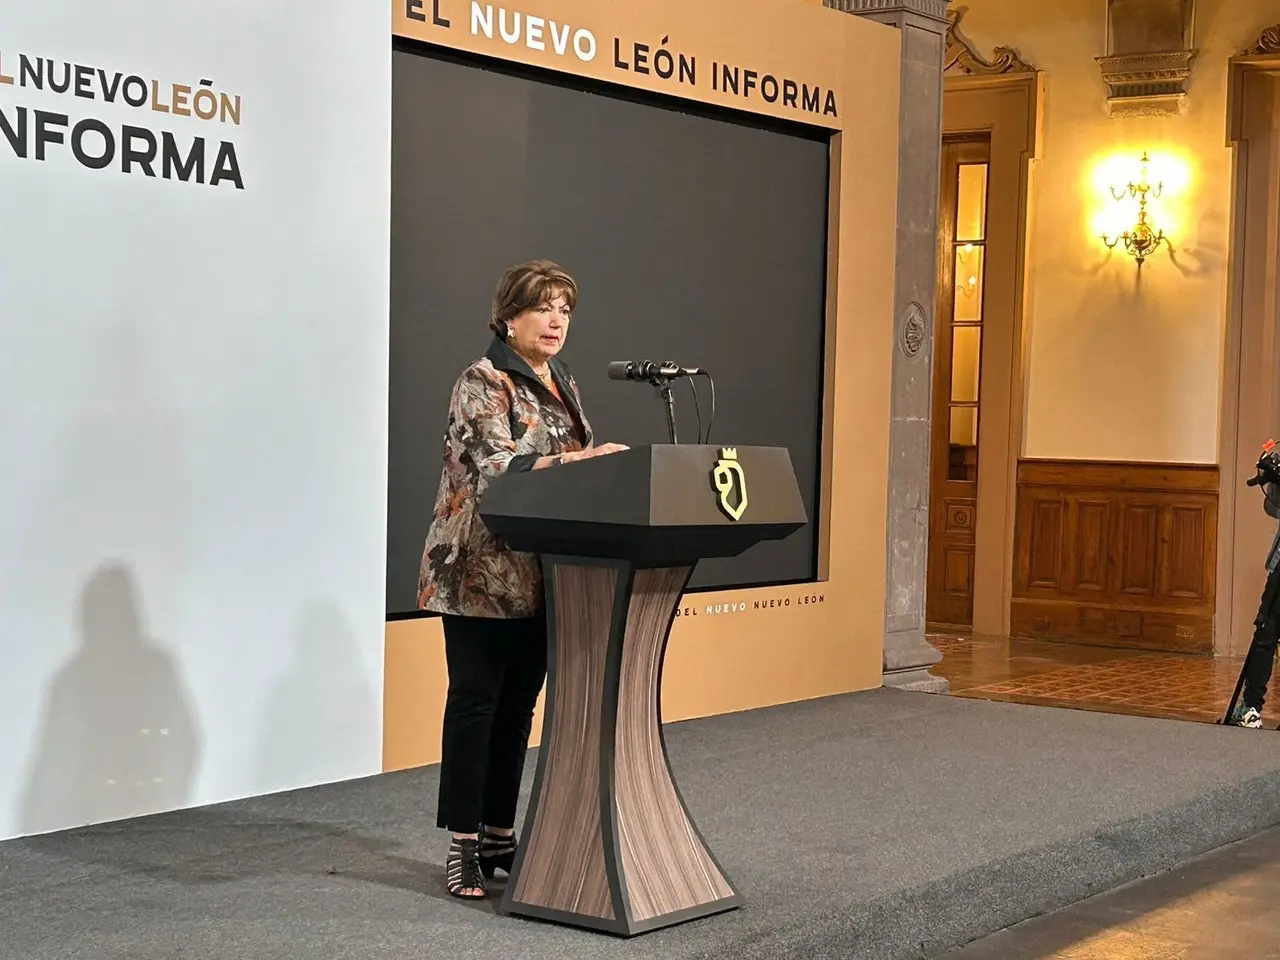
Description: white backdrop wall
xmin=0 ymin=0 xmax=390 ymax=839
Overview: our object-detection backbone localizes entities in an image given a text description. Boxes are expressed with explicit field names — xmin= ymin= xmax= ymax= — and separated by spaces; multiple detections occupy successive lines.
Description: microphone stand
xmin=651 ymin=377 xmax=679 ymax=444
xmin=609 ymin=362 xmax=707 ymax=445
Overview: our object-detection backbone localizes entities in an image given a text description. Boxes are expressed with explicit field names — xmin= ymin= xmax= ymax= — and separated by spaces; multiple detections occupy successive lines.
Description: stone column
xmin=827 ymin=0 xmax=950 ymax=692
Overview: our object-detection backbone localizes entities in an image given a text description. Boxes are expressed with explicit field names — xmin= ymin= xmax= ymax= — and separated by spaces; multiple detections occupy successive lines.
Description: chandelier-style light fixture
xmin=1101 ymin=151 xmax=1166 ymax=267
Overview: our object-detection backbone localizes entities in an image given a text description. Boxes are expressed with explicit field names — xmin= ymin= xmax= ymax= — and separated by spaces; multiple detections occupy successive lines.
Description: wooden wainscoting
xmin=1011 ymin=460 xmax=1219 ymax=654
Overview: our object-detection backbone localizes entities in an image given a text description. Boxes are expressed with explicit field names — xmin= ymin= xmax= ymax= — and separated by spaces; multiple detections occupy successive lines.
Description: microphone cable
xmin=686 ymin=376 xmax=702 ymax=445
xmin=687 ymin=371 xmax=715 ymax=444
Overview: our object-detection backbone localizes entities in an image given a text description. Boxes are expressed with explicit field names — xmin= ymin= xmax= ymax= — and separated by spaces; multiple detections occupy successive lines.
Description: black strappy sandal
xmin=480 ymin=827 xmax=517 ymax=879
xmin=446 ymin=836 xmax=486 ymax=899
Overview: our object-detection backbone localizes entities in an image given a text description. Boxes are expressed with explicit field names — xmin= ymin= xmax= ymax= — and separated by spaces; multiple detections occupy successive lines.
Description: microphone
xmin=607 ymin=360 xmax=704 ymax=382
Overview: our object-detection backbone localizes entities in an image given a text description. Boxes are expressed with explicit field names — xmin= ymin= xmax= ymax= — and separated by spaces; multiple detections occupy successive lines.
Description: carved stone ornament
xmin=1249 ymin=24 xmax=1280 ymax=55
xmin=900 ymin=302 xmax=927 ymax=359
xmin=944 ymin=6 xmax=1036 ymax=75
xmin=1096 ymin=0 xmax=1196 ymax=118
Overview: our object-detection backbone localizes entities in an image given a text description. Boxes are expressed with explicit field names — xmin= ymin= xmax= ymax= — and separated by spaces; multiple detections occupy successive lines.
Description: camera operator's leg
xmin=1235 ymin=622 xmax=1279 ymax=727
xmin=1231 ymin=566 xmax=1280 ymax=727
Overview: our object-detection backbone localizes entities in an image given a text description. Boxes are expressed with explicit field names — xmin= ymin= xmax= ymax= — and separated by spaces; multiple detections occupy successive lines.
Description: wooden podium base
xmin=501 ymin=556 xmax=742 ymax=936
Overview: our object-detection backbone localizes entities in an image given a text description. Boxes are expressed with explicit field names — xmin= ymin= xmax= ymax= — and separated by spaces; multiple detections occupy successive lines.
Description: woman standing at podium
xmin=417 ymin=260 xmax=627 ymax=900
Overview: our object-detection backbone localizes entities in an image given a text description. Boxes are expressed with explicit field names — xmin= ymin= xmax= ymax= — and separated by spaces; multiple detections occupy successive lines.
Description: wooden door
xmin=926 ymin=137 xmax=992 ymax=630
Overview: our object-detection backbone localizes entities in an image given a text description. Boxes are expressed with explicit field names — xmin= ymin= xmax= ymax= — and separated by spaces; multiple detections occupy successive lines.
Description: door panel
xmin=926 ymin=137 xmax=992 ymax=630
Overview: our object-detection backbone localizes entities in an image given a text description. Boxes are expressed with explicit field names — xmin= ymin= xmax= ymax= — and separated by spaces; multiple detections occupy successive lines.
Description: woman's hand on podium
xmin=562 ymin=442 xmax=628 ymax=464
xmin=534 ymin=442 xmax=628 ymax=470
xmin=583 ymin=442 xmax=629 ymax=459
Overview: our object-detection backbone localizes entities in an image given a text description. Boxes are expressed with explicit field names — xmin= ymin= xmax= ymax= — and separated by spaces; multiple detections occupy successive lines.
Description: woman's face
xmin=507 ymin=292 xmax=572 ymax=365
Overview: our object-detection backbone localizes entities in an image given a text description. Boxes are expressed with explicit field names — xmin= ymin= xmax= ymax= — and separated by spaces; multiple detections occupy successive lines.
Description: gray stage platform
xmin=6 ymin=688 xmax=1280 ymax=960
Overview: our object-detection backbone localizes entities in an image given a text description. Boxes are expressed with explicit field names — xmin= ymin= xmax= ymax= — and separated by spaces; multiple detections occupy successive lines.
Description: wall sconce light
xmin=1101 ymin=151 xmax=1166 ymax=267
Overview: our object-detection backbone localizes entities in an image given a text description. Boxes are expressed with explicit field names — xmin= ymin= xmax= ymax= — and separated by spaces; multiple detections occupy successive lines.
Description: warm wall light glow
xmin=1088 ymin=149 xmax=1193 ymax=265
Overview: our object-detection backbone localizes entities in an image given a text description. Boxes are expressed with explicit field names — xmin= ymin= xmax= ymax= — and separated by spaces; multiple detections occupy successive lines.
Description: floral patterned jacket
xmin=418 ymin=335 xmax=593 ymax=619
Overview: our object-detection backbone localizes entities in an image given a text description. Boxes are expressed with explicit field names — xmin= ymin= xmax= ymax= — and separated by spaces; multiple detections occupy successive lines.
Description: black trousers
xmin=436 ymin=612 xmax=548 ymax=834
xmin=1242 ymin=563 xmax=1280 ymax=710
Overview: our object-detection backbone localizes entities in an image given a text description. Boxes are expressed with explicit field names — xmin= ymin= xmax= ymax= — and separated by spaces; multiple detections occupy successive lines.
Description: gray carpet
xmin=6 ymin=688 xmax=1280 ymax=960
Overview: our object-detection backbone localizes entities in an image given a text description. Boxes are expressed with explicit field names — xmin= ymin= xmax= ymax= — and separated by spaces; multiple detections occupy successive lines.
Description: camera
xmin=1247 ymin=439 xmax=1280 ymax=488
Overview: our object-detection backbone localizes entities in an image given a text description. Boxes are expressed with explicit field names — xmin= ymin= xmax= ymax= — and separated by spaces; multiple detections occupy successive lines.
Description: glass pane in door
xmin=948 ymin=405 xmax=979 ymax=482
xmin=950 ymin=327 xmax=982 ymax=404
xmin=953 ymin=245 xmax=984 ymax=323
xmin=949 ymin=405 xmax=978 ymax=447
xmin=955 ymin=164 xmax=988 ymax=242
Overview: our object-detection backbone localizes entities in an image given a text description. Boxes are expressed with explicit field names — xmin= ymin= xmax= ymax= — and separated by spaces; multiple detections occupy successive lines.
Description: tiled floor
xmin=942 ymin=824 xmax=1280 ymax=959
xmin=929 ymin=634 xmax=1280 ymax=727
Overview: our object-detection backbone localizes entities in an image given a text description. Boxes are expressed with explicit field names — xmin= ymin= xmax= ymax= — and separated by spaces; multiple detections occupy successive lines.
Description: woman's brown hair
xmin=490 ymin=260 xmax=579 ymax=338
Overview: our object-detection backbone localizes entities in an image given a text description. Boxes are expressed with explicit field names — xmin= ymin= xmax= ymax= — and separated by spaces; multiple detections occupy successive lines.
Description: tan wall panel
xmin=384 ymin=0 xmax=903 ymax=772
xmin=394 ymin=0 xmax=857 ymax=129
xmin=383 ymin=618 xmax=445 ymax=770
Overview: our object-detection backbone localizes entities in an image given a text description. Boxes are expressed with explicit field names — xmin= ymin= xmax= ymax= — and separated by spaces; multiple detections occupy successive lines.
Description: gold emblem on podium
xmin=712 ymin=447 xmax=748 ymax=521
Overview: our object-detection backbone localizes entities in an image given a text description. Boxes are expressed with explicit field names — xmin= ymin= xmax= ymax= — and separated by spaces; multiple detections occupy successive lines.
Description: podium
xmin=478 ymin=444 xmax=807 ymax=936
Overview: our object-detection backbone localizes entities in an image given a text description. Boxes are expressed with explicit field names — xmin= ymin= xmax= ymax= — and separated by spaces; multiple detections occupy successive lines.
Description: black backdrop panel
xmin=388 ymin=46 xmax=832 ymax=615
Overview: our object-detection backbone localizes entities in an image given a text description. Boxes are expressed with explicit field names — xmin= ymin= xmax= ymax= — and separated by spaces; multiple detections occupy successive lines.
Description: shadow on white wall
xmin=250 ymin=599 xmax=380 ymax=794
xmin=17 ymin=561 xmax=202 ymax=836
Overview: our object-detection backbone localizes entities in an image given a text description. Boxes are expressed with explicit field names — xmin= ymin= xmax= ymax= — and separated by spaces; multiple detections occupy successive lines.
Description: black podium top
xmin=478 ymin=444 xmax=808 ymax=566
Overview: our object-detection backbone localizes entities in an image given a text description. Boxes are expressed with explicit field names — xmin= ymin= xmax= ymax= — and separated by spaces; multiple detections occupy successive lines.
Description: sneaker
xmin=1230 ymin=705 xmax=1264 ymax=728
